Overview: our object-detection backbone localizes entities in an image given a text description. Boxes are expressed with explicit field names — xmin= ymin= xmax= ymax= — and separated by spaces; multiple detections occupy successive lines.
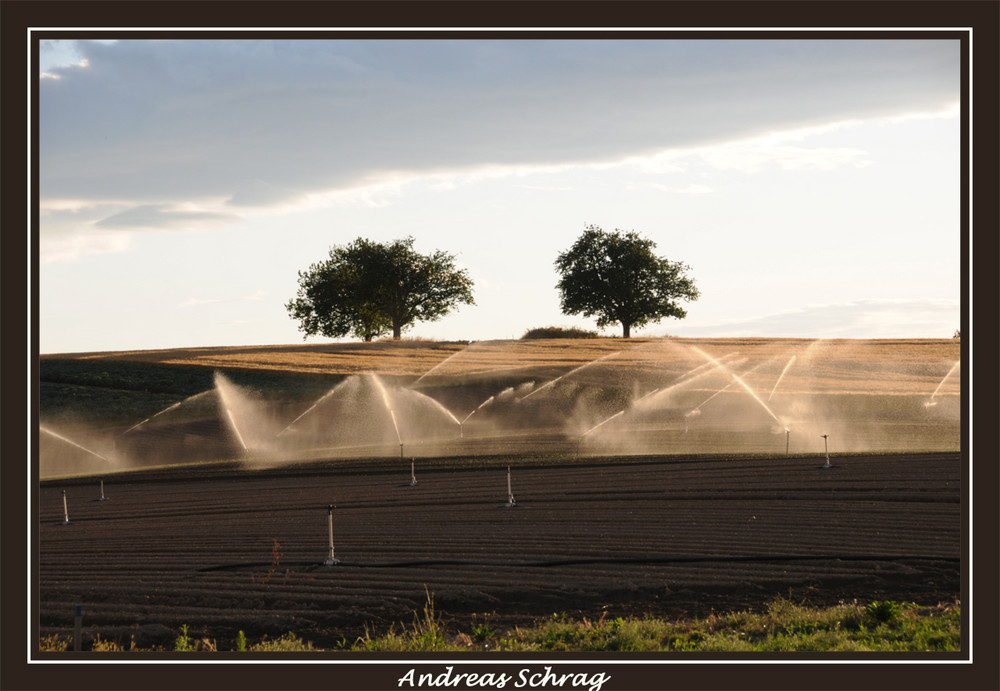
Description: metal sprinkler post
xmin=61 ymin=490 xmax=71 ymax=525
xmin=504 ymin=466 xmax=517 ymax=508
xmin=821 ymin=434 xmax=833 ymax=468
xmin=99 ymin=478 xmax=108 ymax=501
xmin=324 ymin=505 xmax=339 ymax=565
xmin=409 ymin=458 xmax=418 ymax=486
xmin=785 ymin=429 xmax=790 ymax=455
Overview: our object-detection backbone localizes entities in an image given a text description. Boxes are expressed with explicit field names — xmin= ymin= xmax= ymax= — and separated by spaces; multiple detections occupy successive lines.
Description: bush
xmin=521 ymin=326 xmax=599 ymax=340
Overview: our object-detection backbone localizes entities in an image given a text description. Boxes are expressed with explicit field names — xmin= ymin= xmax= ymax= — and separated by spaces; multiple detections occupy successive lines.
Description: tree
xmin=554 ymin=225 xmax=699 ymax=338
xmin=286 ymin=236 xmax=475 ymax=341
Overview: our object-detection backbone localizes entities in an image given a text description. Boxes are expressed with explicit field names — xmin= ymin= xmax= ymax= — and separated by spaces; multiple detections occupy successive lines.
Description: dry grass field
xmin=56 ymin=337 xmax=960 ymax=388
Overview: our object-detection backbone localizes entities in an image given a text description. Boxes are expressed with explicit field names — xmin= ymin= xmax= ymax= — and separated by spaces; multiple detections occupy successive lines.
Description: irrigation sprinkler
xmin=409 ymin=458 xmax=418 ymax=487
xmin=820 ymin=434 xmax=833 ymax=469
xmin=684 ymin=408 xmax=701 ymax=434
xmin=504 ymin=466 xmax=517 ymax=508
xmin=400 ymin=443 xmax=405 ymax=461
xmin=98 ymin=478 xmax=108 ymax=501
xmin=785 ymin=429 xmax=790 ymax=455
xmin=61 ymin=490 xmax=71 ymax=525
xmin=324 ymin=505 xmax=340 ymax=565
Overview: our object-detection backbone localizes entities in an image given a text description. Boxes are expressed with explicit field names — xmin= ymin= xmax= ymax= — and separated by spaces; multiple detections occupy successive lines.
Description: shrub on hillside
xmin=521 ymin=326 xmax=599 ymax=340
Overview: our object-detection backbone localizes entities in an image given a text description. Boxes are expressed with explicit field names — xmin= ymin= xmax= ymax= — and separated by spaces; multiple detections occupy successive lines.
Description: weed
xmin=865 ymin=600 xmax=903 ymax=626
xmin=39 ymin=634 xmax=69 ymax=652
xmin=250 ymin=633 xmax=315 ymax=652
xmin=471 ymin=623 xmax=497 ymax=643
xmin=91 ymin=635 xmax=122 ymax=652
xmin=252 ymin=538 xmax=290 ymax=585
xmin=235 ymin=630 xmax=247 ymax=652
xmin=173 ymin=625 xmax=195 ymax=652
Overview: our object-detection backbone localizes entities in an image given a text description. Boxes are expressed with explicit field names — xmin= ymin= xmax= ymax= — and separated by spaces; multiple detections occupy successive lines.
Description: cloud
xmin=95 ymin=204 xmax=241 ymax=230
xmin=225 ymin=180 xmax=306 ymax=208
xmin=39 ymin=39 xmax=958 ymax=208
xmin=661 ymin=299 xmax=960 ymax=339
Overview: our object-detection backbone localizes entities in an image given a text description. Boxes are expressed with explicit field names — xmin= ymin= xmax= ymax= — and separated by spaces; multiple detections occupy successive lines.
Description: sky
xmin=36 ymin=36 xmax=963 ymax=354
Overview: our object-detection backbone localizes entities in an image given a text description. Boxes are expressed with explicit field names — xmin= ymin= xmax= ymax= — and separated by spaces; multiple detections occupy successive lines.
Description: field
xmin=35 ymin=337 xmax=963 ymax=651
xmin=38 ymin=452 xmax=961 ymax=650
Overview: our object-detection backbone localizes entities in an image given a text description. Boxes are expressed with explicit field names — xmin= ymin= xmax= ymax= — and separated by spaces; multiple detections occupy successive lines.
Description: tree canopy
xmin=286 ymin=237 xmax=475 ymax=341
xmin=554 ymin=225 xmax=699 ymax=338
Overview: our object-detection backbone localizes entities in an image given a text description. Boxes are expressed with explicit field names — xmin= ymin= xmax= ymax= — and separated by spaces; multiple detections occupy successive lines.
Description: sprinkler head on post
xmin=504 ymin=465 xmax=517 ymax=508
xmin=61 ymin=490 xmax=71 ymax=525
xmin=409 ymin=458 xmax=418 ymax=487
xmin=324 ymin=504 xmax=339 ymax=566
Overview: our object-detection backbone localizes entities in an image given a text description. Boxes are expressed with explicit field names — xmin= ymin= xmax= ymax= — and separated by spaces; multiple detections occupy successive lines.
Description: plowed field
xmin=38 ymin=451 xmax=961 ymax=650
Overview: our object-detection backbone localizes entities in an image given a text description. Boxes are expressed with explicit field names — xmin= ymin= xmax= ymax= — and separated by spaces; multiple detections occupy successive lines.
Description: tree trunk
xmin=622 ymin=322 xmax=631 ymax=338
xmin=393 ymin=325 xmax=402 ymax=340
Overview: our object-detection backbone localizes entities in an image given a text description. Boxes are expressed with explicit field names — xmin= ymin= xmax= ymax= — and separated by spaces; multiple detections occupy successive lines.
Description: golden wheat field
xmin=64 ymin=337 xmax=960 ymax=392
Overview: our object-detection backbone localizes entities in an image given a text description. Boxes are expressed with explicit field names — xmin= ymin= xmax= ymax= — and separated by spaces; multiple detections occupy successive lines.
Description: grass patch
xmin=45 ymin=598 xmax=959 ymax=653
xmin=476 ymin=599 xmax=960 ymax=653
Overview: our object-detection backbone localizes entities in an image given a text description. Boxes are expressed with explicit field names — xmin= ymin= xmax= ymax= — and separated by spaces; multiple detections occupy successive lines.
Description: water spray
xmin=277 ymin=386 xmax=343 ymax=437
xmin=684 ymin=408 xmax=701 ymax=434
xmin=519 ymin=350 xmax=624 ymax=402
xmin=40 ymin=426 xmax=113 ymax=464
xmin=461 ymin=394 xmax=496 ymax=429
xmin=324 ymin=505 xmax=339 ymax=565
xmin=925 ymin=360 xmax=960 ymax=408
xmin=223 ymin=407 xmax=250 ymax=453
xmin=581 ymin=410 xmax=626 ymax=438
xmin=121 ymin=390 xmax=210 ymax=435
xmin=768 ymin=355 xmax=797 ymax=402
xmin=370 ymin=373 xmax=403 ymax=448
xmin=688 ymin=347 xmax=786 ymax=429
xmin=504 ymin=466 xmax=517 ymax=508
